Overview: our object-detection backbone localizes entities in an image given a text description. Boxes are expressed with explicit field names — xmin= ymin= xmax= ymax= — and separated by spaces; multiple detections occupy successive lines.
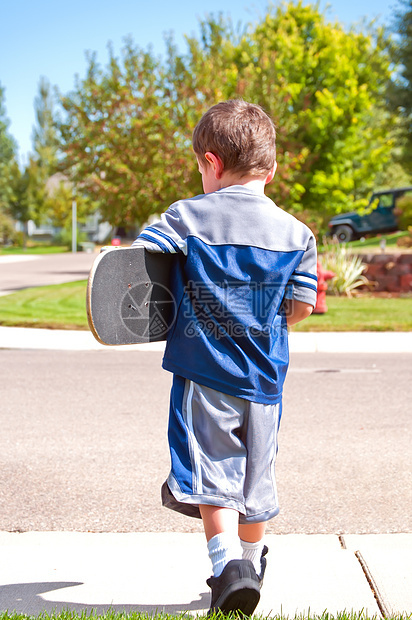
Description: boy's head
xmin=192 ymin=99 xmax=276 ymax=181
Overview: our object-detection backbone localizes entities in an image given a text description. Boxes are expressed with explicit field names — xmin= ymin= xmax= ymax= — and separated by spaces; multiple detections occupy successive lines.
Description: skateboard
xmin=86 ymin=247 xmax=176 ymax=345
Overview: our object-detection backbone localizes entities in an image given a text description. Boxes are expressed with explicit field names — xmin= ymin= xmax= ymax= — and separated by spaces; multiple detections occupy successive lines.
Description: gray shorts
xmin=162 ymin=375 xmax=282 ymax=524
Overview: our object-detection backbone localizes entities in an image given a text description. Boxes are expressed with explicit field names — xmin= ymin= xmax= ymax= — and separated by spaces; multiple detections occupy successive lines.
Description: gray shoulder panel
xmin=170 ymin=187 xmax=312 ymax=252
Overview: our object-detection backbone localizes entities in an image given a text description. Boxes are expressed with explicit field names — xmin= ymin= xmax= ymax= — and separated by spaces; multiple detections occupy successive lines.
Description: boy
xmin=132 ymin=99 xmax=317 ymax=615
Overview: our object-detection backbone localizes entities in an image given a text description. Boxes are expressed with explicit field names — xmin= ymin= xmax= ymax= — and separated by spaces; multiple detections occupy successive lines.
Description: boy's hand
xmin=283 ymin=299 xmax=314 ymax=327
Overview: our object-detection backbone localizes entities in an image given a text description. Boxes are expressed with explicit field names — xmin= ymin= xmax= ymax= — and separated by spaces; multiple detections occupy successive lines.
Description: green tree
xmin=44 ymin=172 xmax=95 ymax=235
xmin=0 ymin=85 xmax=30 ymax=245
xmin=32 ymin=77 xmax=60 ymax=169
xmin=8 ymin=161 xmax=30 ymax=238
xmin=25 ymin=76 xmax=95 ymax=242
xmin=389 ymin=0 xmax=412 ymax=172
xmin=59 ymin=3 xmax=397 ymax=233
xmin=59 ymin=41 xmax=198 ymax=229
xmin=169 ymin=4 xmax=395 ymax=231
xmin=0 ymin=83 xmax=18 ymax=217
xmin=28 ymin=77 xmax=62 ymax=225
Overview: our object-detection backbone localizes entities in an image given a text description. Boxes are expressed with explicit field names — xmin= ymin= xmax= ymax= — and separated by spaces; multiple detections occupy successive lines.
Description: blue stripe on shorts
xmin=167 ymin=375 xmax=193 ymax=495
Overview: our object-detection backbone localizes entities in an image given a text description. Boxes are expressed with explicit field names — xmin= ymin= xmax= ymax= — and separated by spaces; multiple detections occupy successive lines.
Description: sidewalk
xmin=1 ymin=324 xmax=412 ymax=352
xmin=1 ymin=532 xmax=411 ymax=617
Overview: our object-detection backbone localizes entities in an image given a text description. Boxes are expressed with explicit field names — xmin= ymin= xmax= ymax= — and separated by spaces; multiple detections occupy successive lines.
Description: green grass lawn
xmin=0 ymin=281 xmax=88 ymax=330
xmin=0 ymin=280 xmax=411 ymax=331
xmin=0 ymin=245 xmax=69 ymax=255
xmin=0 ymin=612 xmax=410 ymax=620
xmin=347 ymin=231 xmax=409 ymax=250
xmin=318 ymin=231 xmax=411 ymax=254
xmin=293 ymin=295 xmax=412 ymax=332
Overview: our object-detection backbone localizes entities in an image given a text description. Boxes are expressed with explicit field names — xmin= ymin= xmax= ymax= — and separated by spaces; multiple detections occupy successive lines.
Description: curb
xmin=0 ymin=325 xmax=411 ymax=352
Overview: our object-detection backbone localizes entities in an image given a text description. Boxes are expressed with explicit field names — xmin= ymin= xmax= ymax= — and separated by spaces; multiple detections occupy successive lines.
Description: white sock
xmin=240 ymin=539 xmax=265 ymax=576
xmin=207 ymin=532 xmax=243 ymax=577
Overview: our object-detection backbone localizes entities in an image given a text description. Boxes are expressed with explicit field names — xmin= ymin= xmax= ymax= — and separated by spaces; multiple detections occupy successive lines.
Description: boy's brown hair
xmin=192 ymin=99 xmax=276 ymax=177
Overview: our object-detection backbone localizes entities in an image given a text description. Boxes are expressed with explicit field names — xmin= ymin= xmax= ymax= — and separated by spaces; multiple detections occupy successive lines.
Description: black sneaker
xmin=258 ymin=545 xmax=269 ymax=587
xmin=207 ymin=559 xmax=260 ymax=616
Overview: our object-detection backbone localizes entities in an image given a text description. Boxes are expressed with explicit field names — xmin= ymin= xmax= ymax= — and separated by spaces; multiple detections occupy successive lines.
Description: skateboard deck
xmin=87 ymin=247 xmax=176 ymax=345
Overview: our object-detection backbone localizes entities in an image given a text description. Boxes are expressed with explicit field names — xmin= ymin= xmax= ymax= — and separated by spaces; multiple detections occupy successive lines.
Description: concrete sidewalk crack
xmin=354 ymin=549 xmax=390 ymax=618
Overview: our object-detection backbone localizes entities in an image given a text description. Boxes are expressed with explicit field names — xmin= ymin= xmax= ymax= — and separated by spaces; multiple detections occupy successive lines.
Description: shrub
xmin=0 ymin=211 xmax=17 ymax=245
xmin=320 ymin=240 xmax=369 ymax=296
xmin=397 ymin=194 xmax=412 ymax=230
xmin=396 ymin=227 xmax=412 ymax=247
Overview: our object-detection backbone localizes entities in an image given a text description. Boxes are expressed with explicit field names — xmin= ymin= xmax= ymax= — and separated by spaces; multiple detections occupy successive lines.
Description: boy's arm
xmin=131 ymin=206 xmax=187 ymax=254
xmin=283 ymin=232 xmax=317 ymax=326
xmin=283 ymin=299 xmax=313 ymax=327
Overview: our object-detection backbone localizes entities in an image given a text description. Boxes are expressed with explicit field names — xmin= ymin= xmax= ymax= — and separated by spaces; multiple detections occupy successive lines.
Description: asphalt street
xmin=0 ymin=252 xmax=96 ymax=295
xmin=1 ymin=348 xmax=411 ymax=535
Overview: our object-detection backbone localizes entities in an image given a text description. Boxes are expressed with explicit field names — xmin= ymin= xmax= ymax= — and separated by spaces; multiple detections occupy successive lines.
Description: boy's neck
xmin=219 ymin=174 xmax=268 ymax=195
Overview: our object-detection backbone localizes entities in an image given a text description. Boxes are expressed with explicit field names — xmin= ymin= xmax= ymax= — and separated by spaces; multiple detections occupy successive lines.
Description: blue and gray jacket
xmin=133 ymin=185 xmax=317 ymax=404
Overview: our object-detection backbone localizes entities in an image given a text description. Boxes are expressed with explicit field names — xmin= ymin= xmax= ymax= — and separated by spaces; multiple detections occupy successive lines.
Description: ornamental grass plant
xmin=319 ymin=240 xmax=369 ymax=297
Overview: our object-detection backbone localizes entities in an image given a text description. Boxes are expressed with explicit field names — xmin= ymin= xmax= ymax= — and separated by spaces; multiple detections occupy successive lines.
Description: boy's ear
xmin=205 ymin=152 xmax=224 ymax=179
xmin=265 ymin=162 xmax=277 ymax=185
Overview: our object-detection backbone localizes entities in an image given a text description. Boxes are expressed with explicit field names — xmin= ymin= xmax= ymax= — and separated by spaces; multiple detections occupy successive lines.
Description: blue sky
xmin=1 ymin=0 xmax=398 ymax=163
